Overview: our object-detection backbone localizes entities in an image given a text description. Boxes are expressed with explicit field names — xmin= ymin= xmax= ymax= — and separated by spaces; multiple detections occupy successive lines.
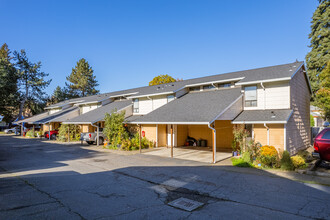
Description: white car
xmin=4 ymin=127 xmax=20 ymax=134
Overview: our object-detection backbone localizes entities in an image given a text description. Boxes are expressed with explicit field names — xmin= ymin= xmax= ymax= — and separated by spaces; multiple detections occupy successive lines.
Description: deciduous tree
xmin=149 ymin=74 xmax=176 ymax=86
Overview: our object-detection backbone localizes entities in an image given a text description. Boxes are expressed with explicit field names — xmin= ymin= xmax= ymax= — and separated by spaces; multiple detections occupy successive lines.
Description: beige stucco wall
xmin=141 ymin=124 xmax=157 ymax=143
xmin=287 ymin=67 xmax=311 ymax=154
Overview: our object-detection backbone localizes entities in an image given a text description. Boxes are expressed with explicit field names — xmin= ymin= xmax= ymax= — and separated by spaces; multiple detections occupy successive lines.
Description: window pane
xmin=167 ymin=95 xmax=175 ymax=103
xmin=203 ymin=85 xmax=214 ymax=90
xmin=133 ymin=99 xmax=139 ymax=113
xmin=245 ymin=86 xmax=257 ymax=101
xmin=321 ymin=130 xmax=330 ymax=140
xmin=219 ymin=83 xmax=231 ymax=88
xmin=190 ymin=86 xmax=200 ymax=91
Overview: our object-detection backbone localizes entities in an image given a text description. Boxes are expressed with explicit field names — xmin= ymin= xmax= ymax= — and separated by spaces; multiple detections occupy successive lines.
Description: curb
xmin=297 ymin=169 xmax=330 ymax=178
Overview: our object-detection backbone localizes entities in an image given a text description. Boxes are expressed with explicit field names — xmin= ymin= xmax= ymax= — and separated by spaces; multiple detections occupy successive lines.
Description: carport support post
xmin=139 ymin=125 xmax=142 ymax=153
xmin=171 ymin=124 xmax=173 ymax=158
xmin=96 ymin=125 xmax=99 ymax=147
xmin=48 ymin=123 xmax=51 ymax=140
xmin=21 ymin=123 xmax=23 ymax=136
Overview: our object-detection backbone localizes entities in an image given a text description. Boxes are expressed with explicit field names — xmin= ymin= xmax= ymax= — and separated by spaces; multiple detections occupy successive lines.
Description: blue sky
xmin=0 ymin=0 xmax=318 ymax=95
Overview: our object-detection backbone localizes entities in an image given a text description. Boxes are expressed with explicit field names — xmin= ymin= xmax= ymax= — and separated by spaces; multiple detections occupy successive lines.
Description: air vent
xmin=168 ymin=197 xmax=203 ymax=211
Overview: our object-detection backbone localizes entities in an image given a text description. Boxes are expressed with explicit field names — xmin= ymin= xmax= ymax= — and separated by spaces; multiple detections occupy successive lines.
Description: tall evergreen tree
xmin=0 ymin=43 xmax=19 ymax=122
xmin=14 ymin=49 xmax=51 ymax=118
xmin=48 ymin=86 xmax=69 ymax=105
xmin=66 ymin=58 xmax=99 ymax=97
xmin=305 ymin=0 xmax=330 ymax=98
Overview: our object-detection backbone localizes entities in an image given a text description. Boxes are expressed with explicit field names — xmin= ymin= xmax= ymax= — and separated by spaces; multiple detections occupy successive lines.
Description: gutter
xmin=208 ymin=122 xmax=216 ymax=164
xmin=260 ymin=82 xmax=266 ymax=110
xmin=264 ymin=123 xmax=270 ymax=145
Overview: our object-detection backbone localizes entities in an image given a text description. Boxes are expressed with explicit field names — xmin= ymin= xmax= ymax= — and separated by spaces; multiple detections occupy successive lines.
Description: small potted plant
xmin=231 ymin=140 xmax=238 ymax=156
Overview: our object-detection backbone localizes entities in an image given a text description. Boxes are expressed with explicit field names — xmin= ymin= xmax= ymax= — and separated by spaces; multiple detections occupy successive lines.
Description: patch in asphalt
xmin=93 ymin=159 xmax=108 ymax=162
xmin=168 ymin=197 xmax=204 ymax=211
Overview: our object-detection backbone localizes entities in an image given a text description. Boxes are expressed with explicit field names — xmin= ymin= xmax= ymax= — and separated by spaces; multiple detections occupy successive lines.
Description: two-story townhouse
xmin=127 ymin=61 xmax=311 ymax=162
xmin=19 ymin=61 xmax=311 ymax=162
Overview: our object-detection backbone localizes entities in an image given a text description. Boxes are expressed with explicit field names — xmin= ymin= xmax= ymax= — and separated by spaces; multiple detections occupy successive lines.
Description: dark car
xmin=44 ymin=130 xmax=59 ymax=140
xmin=313 ymin=128 xmax=330 ymax=162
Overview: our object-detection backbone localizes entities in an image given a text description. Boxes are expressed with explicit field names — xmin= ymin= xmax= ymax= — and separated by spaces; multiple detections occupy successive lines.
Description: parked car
xmin=44 ymin=130 xmax=59 ymax=140
xmin=80 ymin=129 xmax=105 ymax=145
xmin=4 ymin=127 xmax=21 ymax=135
xmin=313 ymin=127 xmax=330 ymax=162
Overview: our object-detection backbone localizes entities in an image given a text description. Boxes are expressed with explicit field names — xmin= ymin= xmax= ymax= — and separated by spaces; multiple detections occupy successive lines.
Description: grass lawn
xmin=231 ymin=157 xmax=254 ymax=168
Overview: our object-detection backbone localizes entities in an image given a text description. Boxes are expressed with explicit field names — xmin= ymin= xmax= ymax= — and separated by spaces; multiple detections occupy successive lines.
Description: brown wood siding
xmin=187 ymin=125 xmax=212 ymax=147
xmin=269 ymin=124 xmax=284 ymax=151
xmin=287 ymin=67 xmax=311 ymax=154
xmin=177 ymin=125 xmax=188 ymax=146
xmin=158 ymin=124 xmax=167 ymax=147
xmin=214 ymin=120 xmax=234 ymax=149
xmin=253 ymin=124 xmax=268 ymax=146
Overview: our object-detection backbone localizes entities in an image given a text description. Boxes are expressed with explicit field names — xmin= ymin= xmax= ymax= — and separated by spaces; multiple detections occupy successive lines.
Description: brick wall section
xmin=286 ymin=67 xmax=311 ymax=154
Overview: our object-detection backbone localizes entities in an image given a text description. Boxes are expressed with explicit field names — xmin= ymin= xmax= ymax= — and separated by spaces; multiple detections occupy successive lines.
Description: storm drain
xmin=168 ymin=197 xmax=204 ymax=211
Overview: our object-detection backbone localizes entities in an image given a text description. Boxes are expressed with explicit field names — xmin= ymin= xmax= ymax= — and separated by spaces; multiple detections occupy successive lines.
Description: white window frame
xmin=133 ymin=99 xmax=139 ymax=113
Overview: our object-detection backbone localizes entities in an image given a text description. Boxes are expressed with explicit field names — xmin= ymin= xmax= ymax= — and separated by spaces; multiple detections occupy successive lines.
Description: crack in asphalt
xmin=0 ymin=201 xmax=58 ymax=212
xmin=0 ymin=166 xmax=86 ymax=220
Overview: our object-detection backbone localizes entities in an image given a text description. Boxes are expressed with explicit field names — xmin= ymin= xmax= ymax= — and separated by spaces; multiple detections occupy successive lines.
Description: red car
xmin=44 ymin=130 xmax=58 ymax=140
xmin=313 ymin=127 xmax=330 ymax=162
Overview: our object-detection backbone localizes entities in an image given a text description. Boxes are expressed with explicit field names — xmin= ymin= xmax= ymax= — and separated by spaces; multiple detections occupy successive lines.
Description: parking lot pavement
xmin=1 ymin=135 xmax=330 ymax=219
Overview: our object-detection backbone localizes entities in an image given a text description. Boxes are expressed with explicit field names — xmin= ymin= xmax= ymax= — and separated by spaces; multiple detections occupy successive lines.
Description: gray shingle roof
xmin=232 ymin=109 xmax=293 ymax=124
xmin=64 ymin=100 xmax=132 ymax=124
xmin=129 ymin=88 xmax=243 ymax=124
xmin=45 ymin=61 xmax=304 ymax=108
xmin=36 ymin=107 xmax=79 ymax=124
xmin=18 ymin=112 xmax=50 ymax=124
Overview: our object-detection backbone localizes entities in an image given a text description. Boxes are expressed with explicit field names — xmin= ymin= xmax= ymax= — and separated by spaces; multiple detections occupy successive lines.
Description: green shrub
xmin=259 ymin=145 xmax=278 ymax=168
xmin=291 ymin=155 xmax=306 ymax=169
xmin=242 ymin=151 xmax=252 ymax=163
xmin=120 ymin=133 xmax=154 ymax=151
xmin=280 ymin=151 xmax=294 ymax=170
xmin=58 ymin=124 xmax=80 ymax=142
xmin=231 ymin=157 xmax=253 ymax=168
xmin=26 ymin=130 xmax=35 ymax=138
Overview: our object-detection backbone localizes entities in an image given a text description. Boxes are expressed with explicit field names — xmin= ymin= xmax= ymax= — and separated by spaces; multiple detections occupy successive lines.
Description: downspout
xmin=208 ymin=123 xmax=216 ymax=163
xmin=147 ymin=96 xmax=153 ymax=110
xmin=260 ymin=82 xmax=266 ymax=110
xmin=211 ymin=83 xmax=217 ymax=90
xmin=91 ymin=123 xmax=99 ymax=147
xmin=263 ymin=123 xmax=269 ymax=145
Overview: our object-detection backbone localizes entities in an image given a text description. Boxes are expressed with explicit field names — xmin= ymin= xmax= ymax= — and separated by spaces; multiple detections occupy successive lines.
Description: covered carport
xmin=128 ymin=88 xmax=243 ymax=163
xmin=62 ymin=100 xmax=133 ymax=146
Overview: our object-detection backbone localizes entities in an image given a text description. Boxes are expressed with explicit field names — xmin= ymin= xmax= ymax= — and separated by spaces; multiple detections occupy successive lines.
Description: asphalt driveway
xmin=0 ymin=135 xmax=330 ymax=219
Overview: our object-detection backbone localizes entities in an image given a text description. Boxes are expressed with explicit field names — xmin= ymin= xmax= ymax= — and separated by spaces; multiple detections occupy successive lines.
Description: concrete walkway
xmin=143 ymin=147 xmax=232 ymax=163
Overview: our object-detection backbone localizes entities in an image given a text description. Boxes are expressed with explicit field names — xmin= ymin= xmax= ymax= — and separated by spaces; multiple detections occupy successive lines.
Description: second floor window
xmin=218 ymin=83 xmax=231 ymax=88
xmin=203 ymin=85 xmax=215 ymax=90
xmin=167 ymin=95 xmax=175 ymax=103
xmin=245 ymin=86 xmax=257 ymax=107
xmin=133 ymin=99 xmax=139 ymax=113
